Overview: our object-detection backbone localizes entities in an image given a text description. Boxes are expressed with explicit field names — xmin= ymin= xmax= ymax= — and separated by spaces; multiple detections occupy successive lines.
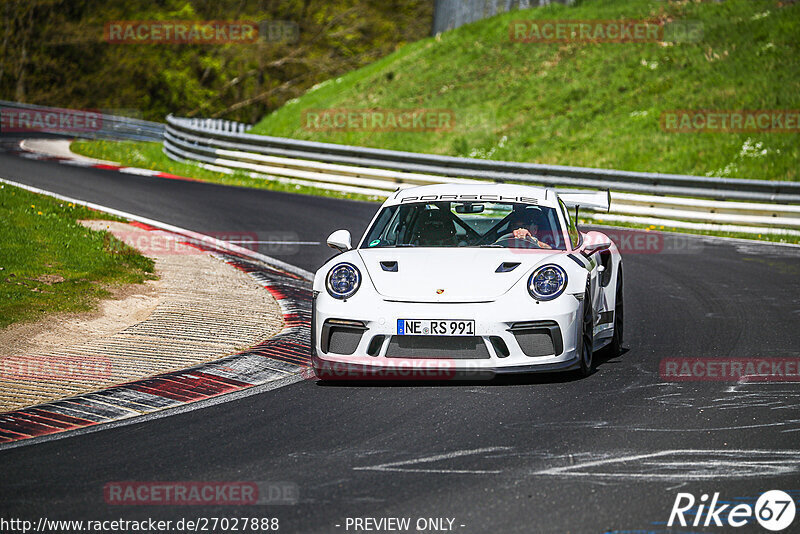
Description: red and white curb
xmin=0 ymin=178 xmax=314 ymax=448
xmin=14 ymin=138 xmax=204 ymax=183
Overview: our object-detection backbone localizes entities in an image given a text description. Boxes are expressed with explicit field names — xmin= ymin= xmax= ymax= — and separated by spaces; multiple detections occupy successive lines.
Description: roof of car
xmin=385 ymin=183 xmax=557 ymax=207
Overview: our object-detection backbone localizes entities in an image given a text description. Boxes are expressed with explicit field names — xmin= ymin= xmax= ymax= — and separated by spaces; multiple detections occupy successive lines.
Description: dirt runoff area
xmin=0 ymin=220 xmax=284 ymax=413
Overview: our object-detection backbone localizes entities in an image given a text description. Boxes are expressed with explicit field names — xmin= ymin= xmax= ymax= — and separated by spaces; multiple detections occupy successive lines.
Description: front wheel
xmin=607 ymin=270 xmax=624 ymax=357
xmin=577 ymin=284 xmax=594 ymax=377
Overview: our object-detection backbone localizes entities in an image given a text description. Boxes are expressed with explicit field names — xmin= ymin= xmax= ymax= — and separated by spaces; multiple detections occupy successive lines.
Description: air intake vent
xmin=514 ymin=332 xmax=555 ymax=357
xmin=367 ymin=335 xmax=385 ymax=356
xmin=489 ymin=336 xmax=510 ymax=358
xmin=495 ymin=262 xmax=520 ymax=273
xmin=509 ymin=320 xmax=563 ymax=357
xmin=386 ymin=336 xmax=490 ymax=359
xmin=321 ymin=319 xmax=366 ymax=355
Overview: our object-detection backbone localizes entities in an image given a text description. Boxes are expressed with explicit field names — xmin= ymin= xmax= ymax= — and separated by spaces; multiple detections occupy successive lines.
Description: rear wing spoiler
xmin=557 ymin=190 xmax=611 ymax=212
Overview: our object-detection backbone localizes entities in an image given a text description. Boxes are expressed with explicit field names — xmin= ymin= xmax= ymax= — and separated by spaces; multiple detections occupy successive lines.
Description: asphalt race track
xmin=2 ymin=143 xmax=800 ymax=533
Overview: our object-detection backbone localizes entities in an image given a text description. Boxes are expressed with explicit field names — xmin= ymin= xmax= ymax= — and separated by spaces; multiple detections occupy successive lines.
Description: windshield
xmin=360 ymin=201 xmax=566 ymax=250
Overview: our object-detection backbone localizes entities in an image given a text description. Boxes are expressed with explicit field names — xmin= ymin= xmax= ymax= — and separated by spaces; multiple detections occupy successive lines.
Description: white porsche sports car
xmin=311 ymin=184 xmax=623 ymax=379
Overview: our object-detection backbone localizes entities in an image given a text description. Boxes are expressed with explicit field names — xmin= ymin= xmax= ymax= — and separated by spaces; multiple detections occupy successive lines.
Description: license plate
xmin=397 ymin=319 xmax=475 ymax=336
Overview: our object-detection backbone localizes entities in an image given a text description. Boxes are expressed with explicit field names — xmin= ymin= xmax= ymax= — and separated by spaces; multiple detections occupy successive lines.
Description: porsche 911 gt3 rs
xmin=311 ymin=183 xmax=623 ymax=379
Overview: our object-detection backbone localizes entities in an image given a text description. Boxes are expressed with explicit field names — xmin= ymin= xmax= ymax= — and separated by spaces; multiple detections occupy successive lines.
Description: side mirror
xmin=327 ymin=229 xmax=352 ymax=253
xmin=582 ymin=231 xmax=612 ymax=255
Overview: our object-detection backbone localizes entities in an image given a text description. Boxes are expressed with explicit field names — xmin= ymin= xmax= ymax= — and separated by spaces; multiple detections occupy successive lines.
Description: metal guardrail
xmin=163 ymin=115 xmax=800 ymax=235
xmin=0 ymin=100 xmax=164 ymax=142
xmin=164 ymin=114 xmax=800 ymax=204
xmin=4 ymin=99 xmax=796 ymax=237
xmin=433 ymin=0 xmax=574 ymax=35
xmin=177 ymin=117 xmax=248 ymax=134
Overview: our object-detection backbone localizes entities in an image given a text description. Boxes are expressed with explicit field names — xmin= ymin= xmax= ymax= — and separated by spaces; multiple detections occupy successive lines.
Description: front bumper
xmin=312 ymin=289 xmax=583 ymax=378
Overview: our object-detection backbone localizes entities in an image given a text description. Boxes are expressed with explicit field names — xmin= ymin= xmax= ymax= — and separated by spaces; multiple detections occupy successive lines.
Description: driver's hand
xmin=512 ymin=228 xmax=532 ymax=240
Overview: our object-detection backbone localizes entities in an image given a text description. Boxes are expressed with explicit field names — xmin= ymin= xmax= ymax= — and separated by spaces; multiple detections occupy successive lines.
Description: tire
xmin=605 ymin=270 xmax=624 ymax=358
xmin=577 ymin=284 xmax=594 ymax=377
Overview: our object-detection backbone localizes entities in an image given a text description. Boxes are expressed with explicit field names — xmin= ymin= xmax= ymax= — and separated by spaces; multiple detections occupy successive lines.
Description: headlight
xmin=528 ymin=264 xmax=567 ymax=301
xmin=326 ymin=262 xmax=361 ymax=299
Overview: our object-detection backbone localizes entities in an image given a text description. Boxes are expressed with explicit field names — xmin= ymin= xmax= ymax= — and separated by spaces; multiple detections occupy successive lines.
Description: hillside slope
xmin=250 ymin=0 xmax=799 ymax=181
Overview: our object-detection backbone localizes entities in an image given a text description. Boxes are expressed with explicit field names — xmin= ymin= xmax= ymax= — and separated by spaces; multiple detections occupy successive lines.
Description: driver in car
xmin=507 ymin=209 xmax=552 ymax=249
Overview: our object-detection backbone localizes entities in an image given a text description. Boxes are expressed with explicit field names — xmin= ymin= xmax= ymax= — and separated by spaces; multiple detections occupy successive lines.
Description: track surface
xmin=2 ymin=143 xmax=800 ymax=533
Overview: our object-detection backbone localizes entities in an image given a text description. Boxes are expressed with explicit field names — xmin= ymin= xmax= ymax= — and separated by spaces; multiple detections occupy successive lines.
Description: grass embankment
xmin=70 ymin=140 xmax=383 ymax=202
xmin=71 ymin=0 xmax=799 ymax=244
xmin=0 ymin=184 xmax=156 ymax=328
xmin=251 ymin=0 xmax=799 ymax=181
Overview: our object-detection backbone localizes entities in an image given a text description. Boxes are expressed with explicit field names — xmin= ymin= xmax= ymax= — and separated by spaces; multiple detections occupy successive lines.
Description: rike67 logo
xmin=669 ymin=490 xmax=796 ymax=531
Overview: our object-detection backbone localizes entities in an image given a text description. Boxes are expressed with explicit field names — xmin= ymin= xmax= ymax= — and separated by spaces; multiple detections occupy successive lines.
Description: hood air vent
xmin=495 ymin=262 xmax=520 ymax=273
xmin=380 ymin=261 xmax=398 ymax=272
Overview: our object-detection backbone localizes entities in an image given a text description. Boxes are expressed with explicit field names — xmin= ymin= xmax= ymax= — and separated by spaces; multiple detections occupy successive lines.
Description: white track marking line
xmin=117 ymin=167 xmax=162 ymax=176
xmin=20 ymin=138 xmax=121 ymax=165
xmin=532 ymin=449 xmax=800 ymax=481
xmin=354 ymin=446 xmax=512 ymax=474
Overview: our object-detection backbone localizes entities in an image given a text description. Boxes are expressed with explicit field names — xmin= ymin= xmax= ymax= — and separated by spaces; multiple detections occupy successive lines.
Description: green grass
xmin=0 ymin=184 xmax=156 ymax=328
xmin=70 ymin=140 xmax=385 ymax=203
xmin=71 ymin=0 xmax=799 ymax=248
xmin=250 ymin=0 xmax=800 ymax=181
